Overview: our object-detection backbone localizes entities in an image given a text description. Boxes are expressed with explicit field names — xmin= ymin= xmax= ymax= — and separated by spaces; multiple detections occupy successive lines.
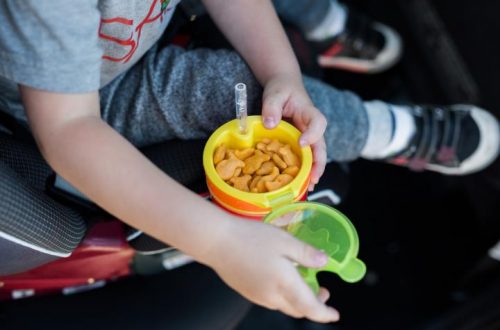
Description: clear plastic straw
xmin=235 ymin=83 xmax=247 ymax=134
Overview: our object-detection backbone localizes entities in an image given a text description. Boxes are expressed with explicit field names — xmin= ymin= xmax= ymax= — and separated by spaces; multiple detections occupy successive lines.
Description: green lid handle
xmin=338 ymin=258 xmax=366 ymax=283
xmin=268 ymin=190 xmax=295 ymax=210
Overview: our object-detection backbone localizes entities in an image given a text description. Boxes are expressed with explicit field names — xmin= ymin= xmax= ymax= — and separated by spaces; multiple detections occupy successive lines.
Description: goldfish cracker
xmin=283 ymin=165 xmax=299 ymax=177
xmin=261 ymin=166 xmax=279 ymax=182
xmin=243 ymin=150 xmax=271 ymax=175
xmin=226 ymin=149 xmax=238 ymax=160
xmin=266 ymin=139 xmax=282 ymax=152
xmin=216 ymin=158 xmax=245 ymax=180
xmin=213 ymin=144 xmax=226 ymax=165
xmin=256 ymin=142 xmax=268 ymax=152
xmin=230 ymin=174 xmax=252 ymax=192
xmin=272 ymin=153 xmax=288 ymax=170
xmin=213 ymin=138 xmax=301 ymax=193
xmin=233 ymin=167 xmax=242 ymax=178
xmin=256 ymin=140 xmax=274 ymax=156
xmin=279 ymin=145 xmax=300 ymax=167
xmin=256 ymin=161 xmax=275 ymax=175
xmin=265 ymin=174 xmax=294 ymax=192
xmin=254 ymin=179 xmax=267 ymax=193
xmin=235 ymin=148 xmax=255 ymax=160
xmin=249 ymin=175 xmax=262 ymax=191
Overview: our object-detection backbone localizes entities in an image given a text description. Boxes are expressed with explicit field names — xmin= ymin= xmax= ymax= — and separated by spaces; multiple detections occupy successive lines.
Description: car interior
xmin=1 ymin=0 xmax=499 ymax=329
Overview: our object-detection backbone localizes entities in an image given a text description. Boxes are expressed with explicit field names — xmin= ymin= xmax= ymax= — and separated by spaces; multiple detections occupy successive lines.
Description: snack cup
xmin=203 ymin=115 xmax=313 ymax=218
xmin=264 ymin=202 xmax=366 ymax=291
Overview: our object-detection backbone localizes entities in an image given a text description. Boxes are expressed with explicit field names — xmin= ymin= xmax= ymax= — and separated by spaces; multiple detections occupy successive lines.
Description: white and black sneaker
xmin=385 ymin=105 xmax=499 ymax=175
xmin=311 ymin=10 xmax=402 ymax=73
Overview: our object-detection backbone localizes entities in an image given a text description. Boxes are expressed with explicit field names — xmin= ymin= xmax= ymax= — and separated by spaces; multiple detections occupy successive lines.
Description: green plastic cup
xmin=264 ymin=202 xmax=366 ymax=293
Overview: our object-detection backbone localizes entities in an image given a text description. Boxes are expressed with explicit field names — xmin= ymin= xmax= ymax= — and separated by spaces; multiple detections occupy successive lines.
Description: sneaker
xmin=312 ymin=10 xmax=402 ymax=73
xmin=386 ymin=105 xmax=500 ymax=175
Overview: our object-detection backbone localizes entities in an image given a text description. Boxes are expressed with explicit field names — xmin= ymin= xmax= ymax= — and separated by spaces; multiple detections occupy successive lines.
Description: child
xmin=0 ymin=0 xmax=498 ymax=323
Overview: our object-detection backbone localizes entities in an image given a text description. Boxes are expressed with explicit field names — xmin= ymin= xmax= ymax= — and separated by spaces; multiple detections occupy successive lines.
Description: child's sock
xmin=306 ymin=0 xmax=347 ymax=42
xmin=361 ymin=101 xmax=416 ymax=159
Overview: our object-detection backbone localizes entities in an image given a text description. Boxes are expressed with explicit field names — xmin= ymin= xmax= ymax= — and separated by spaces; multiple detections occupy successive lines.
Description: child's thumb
xmin=261 ymin=92 xmax=286 ymax=129
xmin=286 ymin=239 xmax=328 ymax=269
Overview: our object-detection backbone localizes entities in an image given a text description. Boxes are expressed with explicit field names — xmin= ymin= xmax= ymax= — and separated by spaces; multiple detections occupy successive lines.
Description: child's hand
xmin=261 ymin=74 xmax=327 ymax=191
xmin=206 ymin=217 xmax=340 ymax=323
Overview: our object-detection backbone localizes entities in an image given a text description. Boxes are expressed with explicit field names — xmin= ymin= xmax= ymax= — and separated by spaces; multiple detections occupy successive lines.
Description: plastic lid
xmin=264 ymin=202 xmax=366 ymax=292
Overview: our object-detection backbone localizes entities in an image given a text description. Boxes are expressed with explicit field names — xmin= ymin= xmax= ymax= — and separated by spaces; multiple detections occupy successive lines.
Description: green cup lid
xmin=264 ymin=202 xmax=366 ymax=292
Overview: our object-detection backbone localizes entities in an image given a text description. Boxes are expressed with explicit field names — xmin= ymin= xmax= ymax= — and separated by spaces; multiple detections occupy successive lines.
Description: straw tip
xmin=235 ymin=83 xmax=246 ymax=90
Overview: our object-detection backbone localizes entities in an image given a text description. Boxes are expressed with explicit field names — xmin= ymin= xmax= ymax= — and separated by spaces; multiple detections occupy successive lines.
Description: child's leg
xmin=99 ymin=45 xmax=369 ymax=162
xmin=302 ymin=76 xmax=369 ymax=161
xmin=273 ymin=0 xmax=401 ymax=73
xmin=100 ymin=45 xmax=498 ymax=175
xmin=100 ymin=45 xmax=262 ymax=147
xmin=358 ymin=102 xmax=499 ymax=175
xmin=301 ymin=78 xmax=498 ymax=174
xmin=272 ymin=0 xmax=334 ymax=37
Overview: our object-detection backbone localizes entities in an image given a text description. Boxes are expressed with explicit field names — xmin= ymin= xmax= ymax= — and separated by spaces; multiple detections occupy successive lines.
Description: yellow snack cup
xmin=203 ymin=116 xmax=313 ymax=219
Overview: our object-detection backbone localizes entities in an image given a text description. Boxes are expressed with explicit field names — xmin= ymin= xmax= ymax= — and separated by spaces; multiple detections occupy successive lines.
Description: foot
xmin=311 ymin=10 xmax=402 ymax=73
xmin=385 ymin=105 xmax=499 ymax=175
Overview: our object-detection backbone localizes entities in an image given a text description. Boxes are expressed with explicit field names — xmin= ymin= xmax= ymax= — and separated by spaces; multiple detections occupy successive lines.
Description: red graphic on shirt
xmin=98 ymin=0 xmax=172 ymax=63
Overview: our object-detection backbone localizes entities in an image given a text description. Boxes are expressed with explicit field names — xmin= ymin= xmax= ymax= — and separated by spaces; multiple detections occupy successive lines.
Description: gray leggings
xmin=99 ymin=44 xmax=368 ymax=162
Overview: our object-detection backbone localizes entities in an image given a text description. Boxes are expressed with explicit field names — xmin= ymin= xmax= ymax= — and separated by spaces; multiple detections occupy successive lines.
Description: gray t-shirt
xmin=0 ymin=0 xmax=180 ymax=119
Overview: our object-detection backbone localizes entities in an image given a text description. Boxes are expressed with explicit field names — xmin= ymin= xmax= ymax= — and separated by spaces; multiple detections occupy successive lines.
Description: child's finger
xmin=310 ymin=139 xmax=327 ymax=185
xmin=317 ymin=287 xmax=330 ymax=304
xmin=299 ymin=111 xmax=327 ymax=147
xmin=283 ymin=272 xmax=340 ymax=323
xmin=277 ymin=301 xmax=306 ymax=319
xmin=261 ymin=294 xmax=303 ymax=319
xmin=261 ymin=91 xmax=287 ymax=129
xmin=282 ymin=235 xmax=328 ymax=269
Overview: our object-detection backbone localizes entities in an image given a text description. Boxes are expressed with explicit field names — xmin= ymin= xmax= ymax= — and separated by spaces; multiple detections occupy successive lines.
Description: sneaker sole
xmin=318 ymin=23 xmax=403 ymax=74
xmin=426 ymin=105 xmax=500 ymax=175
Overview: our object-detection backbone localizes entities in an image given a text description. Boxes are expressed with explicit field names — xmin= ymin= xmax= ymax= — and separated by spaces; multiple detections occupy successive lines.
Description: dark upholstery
xmin=0 ymin=131 xmax=86 ymax=275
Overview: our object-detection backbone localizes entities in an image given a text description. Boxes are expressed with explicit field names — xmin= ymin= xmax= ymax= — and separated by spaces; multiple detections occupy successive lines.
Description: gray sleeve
xmin=0 ymin=0 xmax=103 ymax=93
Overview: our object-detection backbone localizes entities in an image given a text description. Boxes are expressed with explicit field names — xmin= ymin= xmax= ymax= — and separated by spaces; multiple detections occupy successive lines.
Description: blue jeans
xmin=273 ymin=0 xmax=333 ymax=34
